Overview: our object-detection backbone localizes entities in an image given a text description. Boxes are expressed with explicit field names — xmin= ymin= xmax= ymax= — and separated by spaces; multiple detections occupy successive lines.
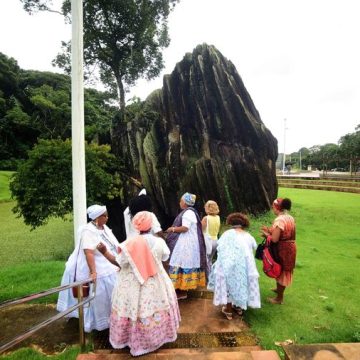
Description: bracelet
xmin=90 ymin=270 xmax=96 ymax=274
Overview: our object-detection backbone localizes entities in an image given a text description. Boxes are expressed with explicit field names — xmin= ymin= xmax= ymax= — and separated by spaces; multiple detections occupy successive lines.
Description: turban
xmin=182 ymin=192 xmax=196 ymax=206
xmin=272 ymin=198 xmax=283 ymax=211
xmin=132 ymin=211 xmax=153 ymax=232
xmin=87 ymin=205 xmax=107 ymax=220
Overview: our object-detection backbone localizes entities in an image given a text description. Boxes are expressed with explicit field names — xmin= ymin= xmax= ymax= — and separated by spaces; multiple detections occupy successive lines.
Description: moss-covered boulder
xmin=112 ymin=43 xmax=278 ymax=232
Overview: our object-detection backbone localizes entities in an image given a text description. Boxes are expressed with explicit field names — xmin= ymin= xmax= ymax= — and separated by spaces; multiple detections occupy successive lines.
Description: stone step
xmin=283 ymin=342 xmax=360 ymax=360
xmin=77 ymin=348 xmax=280 ymax=359
xmin=278 ymin=179 xmax=360 ymax=187
xmin=278 ymin=183 xmax=360 ymax=193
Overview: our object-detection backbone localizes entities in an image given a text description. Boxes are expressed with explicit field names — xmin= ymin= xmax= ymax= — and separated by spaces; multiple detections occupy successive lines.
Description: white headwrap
xmin=87 ymin=204 xmax=107 ymax=220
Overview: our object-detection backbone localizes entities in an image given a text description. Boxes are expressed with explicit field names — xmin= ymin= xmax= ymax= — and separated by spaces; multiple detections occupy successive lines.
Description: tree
xmin=28 ymin=84 xmax=71 ymax=139
xmin=21 ymin=0 xmax=179 ymax=115
xmin=10 ymin=139 xmax=123 ymax=228
xmin=0 ymin=53 xmax=117 ymax=169
xmin=339 ymin=126 xmax=360 ymax=173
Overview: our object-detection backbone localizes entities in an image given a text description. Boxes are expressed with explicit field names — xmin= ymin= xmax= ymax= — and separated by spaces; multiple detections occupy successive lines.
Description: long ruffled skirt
xmin=110 ymin=303 xmax=180 ymax=356
xmin=168 ymin=266 xmax=206 ymax=290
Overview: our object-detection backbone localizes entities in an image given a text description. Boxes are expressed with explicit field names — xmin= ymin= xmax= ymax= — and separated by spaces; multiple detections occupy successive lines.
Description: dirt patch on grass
xmin=0 ymin=304 xmax=80 ymax=355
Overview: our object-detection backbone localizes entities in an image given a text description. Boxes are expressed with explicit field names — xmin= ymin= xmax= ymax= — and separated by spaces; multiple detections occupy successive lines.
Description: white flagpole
xmin=71 ymin=0 xmax=87 ymax=245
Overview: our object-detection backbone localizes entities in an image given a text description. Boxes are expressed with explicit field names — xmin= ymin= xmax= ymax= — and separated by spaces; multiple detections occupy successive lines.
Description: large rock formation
xmin=112 ymin=44 xmax=278 ymax=233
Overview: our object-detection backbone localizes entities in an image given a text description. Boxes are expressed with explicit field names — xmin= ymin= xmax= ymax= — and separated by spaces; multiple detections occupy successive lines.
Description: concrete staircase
xmin=283 ymin=342 xmax=360 ymax=359
xmin=277 ymin=175 xmax=360 ymax=193
xmin=76 ymin=289 xmax=280 ymax=360
xmin=77 ymin=348 xmax=280 ymax=359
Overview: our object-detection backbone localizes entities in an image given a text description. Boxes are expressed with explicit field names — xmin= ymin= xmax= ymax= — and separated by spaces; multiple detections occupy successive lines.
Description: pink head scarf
xmin=132 ymin=211 xmax=153 ymax=232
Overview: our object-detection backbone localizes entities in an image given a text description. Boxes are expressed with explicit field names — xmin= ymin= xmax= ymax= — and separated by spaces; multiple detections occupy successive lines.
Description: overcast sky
xmin=1 ymin=0 xmax=359 ymax=153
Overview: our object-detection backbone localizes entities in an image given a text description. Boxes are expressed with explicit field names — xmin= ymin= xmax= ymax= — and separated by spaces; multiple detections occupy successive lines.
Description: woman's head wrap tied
xmin=132 ymin=211 xmax=153 ymax=232
xmin=182 ymin=192 xmax=196 ymax=206
xmin=87 ymin=205 xmax=107 ymax=220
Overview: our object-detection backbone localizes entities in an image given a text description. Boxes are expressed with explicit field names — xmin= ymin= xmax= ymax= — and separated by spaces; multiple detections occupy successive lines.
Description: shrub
xmin=10 ymin=139 xmax=123 ymax=228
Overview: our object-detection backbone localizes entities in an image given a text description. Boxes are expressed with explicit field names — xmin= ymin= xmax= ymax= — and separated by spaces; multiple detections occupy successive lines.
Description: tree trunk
xmin=115 ymin=74 xmax=126 ymax=112
xmin=111 ymin=73 xmax=126 ymax=156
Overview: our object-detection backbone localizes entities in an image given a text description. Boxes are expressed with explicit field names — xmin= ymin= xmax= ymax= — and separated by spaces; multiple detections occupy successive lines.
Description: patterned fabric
xmin=110 ymin=304 xmax=179 ymax=356
xmin=168 ymin=266 xmax=206 ymax=290
xmin=207 ymin=229 xmax=261 ymax=310
xmin=166 ymin=207 xmax=208 ymax=287
xmin=110 ymin=234 xmax=180 ymax=356
xmin=271 ymin=213 xmax=297 ymax=271
xmin=182 ymin=192 xmax=196 ymax=206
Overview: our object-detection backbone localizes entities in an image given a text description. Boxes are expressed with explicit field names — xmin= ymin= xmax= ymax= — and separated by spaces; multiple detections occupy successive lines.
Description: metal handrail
xmin=0 ymin=278 xmax=96 ymax=354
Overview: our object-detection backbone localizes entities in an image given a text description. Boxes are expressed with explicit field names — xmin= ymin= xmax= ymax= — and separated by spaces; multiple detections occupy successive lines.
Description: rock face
xmin=113 ymin=44 xmax=278 ymax=233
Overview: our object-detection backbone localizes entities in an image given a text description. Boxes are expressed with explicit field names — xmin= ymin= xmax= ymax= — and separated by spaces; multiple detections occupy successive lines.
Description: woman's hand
xmin=260 ymin=230 xmax=268 ymax=238
xmin=90 ymin=271 xmax=97 ymax=282
xmin=260 ymin=225 xmax=270 ymax=238
xmin=166 ymin=226 xmax=188 ymax=234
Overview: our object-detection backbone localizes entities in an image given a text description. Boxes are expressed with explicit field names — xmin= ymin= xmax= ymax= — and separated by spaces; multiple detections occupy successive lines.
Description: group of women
xmin=57 ymin=191 xmax=297 ymax=356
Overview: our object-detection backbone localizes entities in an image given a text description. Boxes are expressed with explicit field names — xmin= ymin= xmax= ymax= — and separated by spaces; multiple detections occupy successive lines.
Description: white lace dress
xmin=208 ymin=229 xmax=261 ymax=310
xmin=109 ymin=234 xmax=180 ymax=356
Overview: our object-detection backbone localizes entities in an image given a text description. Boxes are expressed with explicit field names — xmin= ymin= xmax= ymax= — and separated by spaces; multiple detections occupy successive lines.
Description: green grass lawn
xmin=0 ymin=178 xmax=360 ymax=358
xmin=246 ymin=188 xmax=360 ymax=356
xmin=0 ymin=347 xmax=81 ymax=360
xmin=0 ymin=171 xmax=14 ymax=202
xmin=0 ymin=201 xmax=74 ymax=303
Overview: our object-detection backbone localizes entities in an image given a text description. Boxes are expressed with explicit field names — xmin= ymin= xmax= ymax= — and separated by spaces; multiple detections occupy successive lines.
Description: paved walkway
xmin=85 ymin=289 xmax=280 ymax=360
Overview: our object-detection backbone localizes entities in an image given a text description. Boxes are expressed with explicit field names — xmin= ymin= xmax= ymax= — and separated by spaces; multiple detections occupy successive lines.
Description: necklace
xmin=92 ymin=222 xmax=117 ymax=255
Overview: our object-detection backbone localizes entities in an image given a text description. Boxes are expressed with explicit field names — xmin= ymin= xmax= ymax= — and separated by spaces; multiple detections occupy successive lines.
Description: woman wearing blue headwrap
xmin=166 ymin=193 xmax=207 ymax=300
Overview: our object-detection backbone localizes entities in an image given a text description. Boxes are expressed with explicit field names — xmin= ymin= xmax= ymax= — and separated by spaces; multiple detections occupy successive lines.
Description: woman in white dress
xmin=57 ymin=205 xmax=120 ymax=332
xmin=97 ymin=211 xmax=180 ymax=356
xmin=166 ymin=192 xmax=207 ymax=300
xmin=208 ymin=213 xmax=261 ymax=320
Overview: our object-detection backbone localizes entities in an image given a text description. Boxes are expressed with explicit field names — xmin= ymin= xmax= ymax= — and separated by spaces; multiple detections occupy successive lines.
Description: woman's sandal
xmin=232 ymin=306 xmax=244 ymax=316
xmin=221 ymin=306 xmax=233 ymax=320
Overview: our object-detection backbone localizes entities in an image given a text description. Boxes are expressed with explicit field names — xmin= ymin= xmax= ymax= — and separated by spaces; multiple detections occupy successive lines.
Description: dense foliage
xmin=285 ymin=125 xmax=360 ymax=173
xmin=21 ymin=0 xmax=179 ymax=114
xmin=10 ymin=139 xmax=123 ymax=228
xmin=0 ymin=52 xmax=116 ymax=169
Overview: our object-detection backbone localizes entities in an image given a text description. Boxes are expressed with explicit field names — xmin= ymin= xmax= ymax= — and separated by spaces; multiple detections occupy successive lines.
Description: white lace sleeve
xmin=161 ymin=240 xmax=171 ymax=261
